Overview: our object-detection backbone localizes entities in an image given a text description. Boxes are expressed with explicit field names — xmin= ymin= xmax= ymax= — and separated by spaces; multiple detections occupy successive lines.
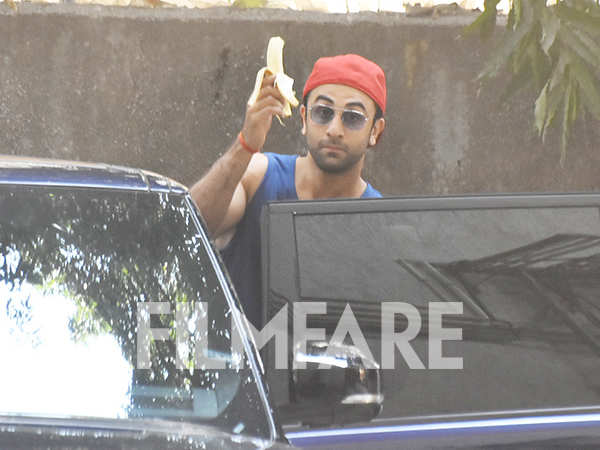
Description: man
xmin=191 ymin=54 xmax=386 ymax=327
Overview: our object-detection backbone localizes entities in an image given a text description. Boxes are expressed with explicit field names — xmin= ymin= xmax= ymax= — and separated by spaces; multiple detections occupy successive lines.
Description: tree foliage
xmin=0 ymin=188 xmax=231 ymax=389
xmin=467 ymin=0 xmax=600 ymax=165
xmin=0 ymin=185 xmax=269 ymax=434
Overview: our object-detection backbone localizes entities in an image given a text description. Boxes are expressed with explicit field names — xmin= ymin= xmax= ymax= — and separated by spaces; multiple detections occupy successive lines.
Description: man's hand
xmin=191 ymin=73 xmax=284 ymax=238
xmin=240 ymin=74 xmax=286 ymax=153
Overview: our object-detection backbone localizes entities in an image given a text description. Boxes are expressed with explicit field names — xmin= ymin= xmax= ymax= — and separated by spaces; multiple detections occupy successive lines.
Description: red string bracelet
xmin=238 ymin=132 xmax=259 ymax=154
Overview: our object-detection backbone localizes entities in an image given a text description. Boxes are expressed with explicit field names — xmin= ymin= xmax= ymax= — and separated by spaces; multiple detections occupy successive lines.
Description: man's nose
xmin=326 ymin=112 xmax=344 ymax=138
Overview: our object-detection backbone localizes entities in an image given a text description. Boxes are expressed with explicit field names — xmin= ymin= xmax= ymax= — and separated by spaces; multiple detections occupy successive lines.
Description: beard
xmin=307 ymin=140 xmax=364 ymax=174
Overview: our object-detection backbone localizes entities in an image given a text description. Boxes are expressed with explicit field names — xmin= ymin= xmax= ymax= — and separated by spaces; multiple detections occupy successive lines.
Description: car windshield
xmin=0 ymin=185 xmax=270 ymax=439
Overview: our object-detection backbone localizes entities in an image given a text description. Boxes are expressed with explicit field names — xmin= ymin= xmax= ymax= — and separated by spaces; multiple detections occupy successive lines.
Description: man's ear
xmin=300 ymin=104 xmax=307 ymax=135
xmin=369 ymin=117 xmax=385 ymax=147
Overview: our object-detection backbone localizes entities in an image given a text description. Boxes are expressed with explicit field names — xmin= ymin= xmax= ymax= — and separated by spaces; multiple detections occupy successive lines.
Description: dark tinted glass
xmin=0 ymin=185 xmax=270 ymax=438
xmin=309 ymin=105 xmax=368 ymax=130
xmin=341 ymin=110 xmax=368 ymax=129
xmin=286 ymin=206 xmax=600 ymax=418
xmin=310 ymin=104 xmax=335 ymax=124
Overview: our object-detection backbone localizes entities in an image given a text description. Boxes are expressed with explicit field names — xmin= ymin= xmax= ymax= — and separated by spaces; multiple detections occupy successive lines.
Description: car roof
xmin=0 ymin=155 xmax=187 ymax=194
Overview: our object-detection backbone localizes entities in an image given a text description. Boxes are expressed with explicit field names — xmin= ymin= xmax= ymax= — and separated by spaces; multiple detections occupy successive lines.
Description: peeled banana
xmin=247 ymin=36 xmax=299 ymax=120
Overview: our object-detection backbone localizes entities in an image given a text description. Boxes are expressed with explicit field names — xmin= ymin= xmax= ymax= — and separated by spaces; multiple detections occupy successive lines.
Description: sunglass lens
xmin=342 ymin=110 xmax=367 ymax=130
xmin=311 ymin=105 xmax=334 ymax=125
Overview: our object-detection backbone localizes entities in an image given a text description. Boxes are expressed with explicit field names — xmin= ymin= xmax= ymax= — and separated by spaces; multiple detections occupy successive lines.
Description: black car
xmin=5 ymin=156 xmax=600 ymax=449
xmin=261 ymin=194 xmax=600 ymax=449
xmin=0 ymin=156 xmax=295 ymax=449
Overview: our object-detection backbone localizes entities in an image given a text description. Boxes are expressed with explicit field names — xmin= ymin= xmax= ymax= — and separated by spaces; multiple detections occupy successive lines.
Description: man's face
xmin=301 ymin=84 xmax=385 ymax=174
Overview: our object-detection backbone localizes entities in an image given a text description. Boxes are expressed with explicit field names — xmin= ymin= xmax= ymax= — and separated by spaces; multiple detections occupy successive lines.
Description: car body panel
xmin=0 ymin=415 xmax=293 ymax=450
xmin=0 ymin=155 xmax=186 ymax=193
xmin=261 ymin=193 xmax=600 ymax=448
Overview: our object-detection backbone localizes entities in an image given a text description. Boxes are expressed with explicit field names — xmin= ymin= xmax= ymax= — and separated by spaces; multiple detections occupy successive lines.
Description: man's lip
xmin=320 ymin=145 xmax=346 ymax=152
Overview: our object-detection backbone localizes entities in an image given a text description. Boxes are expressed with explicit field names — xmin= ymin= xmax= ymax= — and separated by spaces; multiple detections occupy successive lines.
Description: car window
xmin=0 ymin=185 xmax=271 ymax=439
xmin=264 ymin=201 xmax=600 ymax=422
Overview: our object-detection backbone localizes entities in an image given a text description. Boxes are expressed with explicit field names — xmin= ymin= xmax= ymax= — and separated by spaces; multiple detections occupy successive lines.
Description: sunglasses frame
xmin=308 ymin=103 xmax=370 ymax=131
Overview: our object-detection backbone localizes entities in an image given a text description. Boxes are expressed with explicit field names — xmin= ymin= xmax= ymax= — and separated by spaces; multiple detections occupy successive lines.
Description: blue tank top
xmin=221 ymin=152 xmax=382 ymax=327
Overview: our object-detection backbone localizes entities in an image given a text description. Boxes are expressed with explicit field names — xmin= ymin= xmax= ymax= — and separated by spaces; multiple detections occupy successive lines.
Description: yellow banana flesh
xmin=247 ymin=36 xmax=299 ymax=120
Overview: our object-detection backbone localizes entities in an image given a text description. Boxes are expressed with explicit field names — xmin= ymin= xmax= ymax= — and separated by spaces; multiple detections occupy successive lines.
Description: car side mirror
xmin=277 ymin=341 xmax=383 ymax=427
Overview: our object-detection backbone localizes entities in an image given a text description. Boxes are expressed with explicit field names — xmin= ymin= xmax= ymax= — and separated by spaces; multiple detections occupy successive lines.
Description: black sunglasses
xmin=308 ymin=104 xmax=369 ymax=130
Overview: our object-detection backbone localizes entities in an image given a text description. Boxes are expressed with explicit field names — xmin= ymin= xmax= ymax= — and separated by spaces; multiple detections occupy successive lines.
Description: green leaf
xmin=474 ymin=0 xmax=599 ymax=165
xmin=478 ymin=7 xmax=536 ymax=81
xmin=540 ymin=7 xmax=560 ymax=54
xmin=462 ymin=0 xmax=501 ymax=38
xmin=510 ymin=28 xmax=536 ymax=75
xmin=543 ymin=80 xmax=565 ymax=141
xmin=513 ymin=0 xmax=523 ymax=30
xmin=543 ymin=74 xmax=567 ymax=142
xmin=507 ymin=0 xmax=516 ymax=30
xmin=535 ymin=82 xmax=549 ymax=136
xmin=548 ymin=50 xmax=570 ymax=91
xmin=557 ymin=2 xmax=600 ymax=36
xmin=560 ymin=80 xmax=575 ymax=166
xmin=570 ymin=56 xmax=600 ymax=120
xmin=558 ymin=25 xmax=600 ymax=72
xmin=569 ymin=79 xmax=578 ymax=125
xmin=571 ymin=26 xmax=600 ymax=70
xmin=529 ymin=32 xmax=551 ymax=90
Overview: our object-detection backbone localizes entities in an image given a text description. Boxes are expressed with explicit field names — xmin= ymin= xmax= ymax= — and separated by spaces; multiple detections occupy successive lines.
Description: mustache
xmin=318 ymin=139 xmax=347 ymax=151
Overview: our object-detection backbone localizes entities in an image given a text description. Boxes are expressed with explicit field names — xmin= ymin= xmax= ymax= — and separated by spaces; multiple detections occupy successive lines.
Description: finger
xmin=241 ymin=104 xmax=284 ymax=149
xmin=248 ymin=87 xmax=285 ymax=108
xmin=261 ymin=73 xmax=277 ymax=89
xmin=248 ymin=95 xmax=285 ymax=116
xmin=254 ymin=86 xmax=286 ymax=105
xmin=245 ymin=102 xmax=285 ymax=129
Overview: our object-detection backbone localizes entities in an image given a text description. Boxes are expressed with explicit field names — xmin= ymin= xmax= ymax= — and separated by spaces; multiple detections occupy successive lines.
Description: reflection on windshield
xmin=0 ymin=186 xmax=269 ymax=439
xmin=0 ymin=285 xmax=131 ymax=417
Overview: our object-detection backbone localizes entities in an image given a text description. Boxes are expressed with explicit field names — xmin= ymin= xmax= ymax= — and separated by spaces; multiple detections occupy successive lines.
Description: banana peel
xmin=247 ymin=36 xmax=299 ymax=123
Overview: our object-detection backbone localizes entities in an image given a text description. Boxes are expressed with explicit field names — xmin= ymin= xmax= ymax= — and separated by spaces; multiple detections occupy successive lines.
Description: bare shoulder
xmin=212 ymin=153 xmax=268 ymax=248
xmin=241 ymin=152 xmax=269 ymax=202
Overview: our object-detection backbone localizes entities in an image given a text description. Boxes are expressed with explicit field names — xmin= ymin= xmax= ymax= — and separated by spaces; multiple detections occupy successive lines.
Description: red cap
xmin=303 ymin=54 xmax=387 ymax=114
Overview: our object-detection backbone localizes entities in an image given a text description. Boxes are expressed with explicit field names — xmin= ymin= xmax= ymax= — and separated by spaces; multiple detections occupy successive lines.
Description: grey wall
xmin=1 ymin=4 xmax=598 ymax=194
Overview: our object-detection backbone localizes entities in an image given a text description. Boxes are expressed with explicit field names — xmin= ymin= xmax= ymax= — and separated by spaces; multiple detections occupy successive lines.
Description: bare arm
xmin=190 ymin=141 xmax=254 ymax=236
xmin=190 ymin=74 xmax=285 ymax=238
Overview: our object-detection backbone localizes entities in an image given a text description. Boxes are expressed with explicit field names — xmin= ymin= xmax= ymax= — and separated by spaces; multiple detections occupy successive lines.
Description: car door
xmin=260 ymin=194 xmax=600 ymax=449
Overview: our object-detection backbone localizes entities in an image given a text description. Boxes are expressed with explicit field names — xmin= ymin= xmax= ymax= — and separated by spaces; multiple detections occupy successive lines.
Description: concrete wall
xmin=1 ymin=4 xmax=598 ymax=195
